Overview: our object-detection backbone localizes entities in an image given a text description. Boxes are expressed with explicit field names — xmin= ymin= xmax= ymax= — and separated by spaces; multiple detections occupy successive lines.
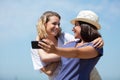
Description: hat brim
xmin=71 ymin=18 xmax=101 ymax=30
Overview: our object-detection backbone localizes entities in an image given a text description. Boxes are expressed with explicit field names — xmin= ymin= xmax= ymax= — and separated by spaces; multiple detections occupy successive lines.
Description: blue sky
xmin=0 ymin=0 xmax=120 ymax=80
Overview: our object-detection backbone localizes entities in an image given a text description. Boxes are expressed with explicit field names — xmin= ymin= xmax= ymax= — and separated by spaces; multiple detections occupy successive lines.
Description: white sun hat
xmin=71 ymin=10 xmax=101 ymax=30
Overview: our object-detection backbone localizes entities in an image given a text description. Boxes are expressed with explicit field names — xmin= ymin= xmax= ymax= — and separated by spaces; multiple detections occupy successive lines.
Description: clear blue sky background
xmin=0 ymin=0 xmax=120 ymax=80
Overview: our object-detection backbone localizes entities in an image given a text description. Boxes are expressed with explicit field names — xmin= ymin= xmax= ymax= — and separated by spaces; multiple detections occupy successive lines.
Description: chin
xmin=52 ymin=33 xmax=58 ymax=36
xmin=74 ymin=34 xmax=77 ymax=38
xmin=75 ymin=36 xmax=79 ymax=39
xmin=75 ymin=36 xmax=77 ymax=39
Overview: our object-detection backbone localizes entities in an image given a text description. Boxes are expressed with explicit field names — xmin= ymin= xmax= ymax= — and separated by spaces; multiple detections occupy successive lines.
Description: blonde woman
xmin=31 ymin=11 xmax=103 ymax=80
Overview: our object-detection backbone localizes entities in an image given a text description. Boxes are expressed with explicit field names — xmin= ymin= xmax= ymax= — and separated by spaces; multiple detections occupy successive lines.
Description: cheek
xmin=79 ymin=28 xmax=81 ymax=34
xmin=75 ymin=27 xmax=81 ymax=37
xmin=45 ymin=27 xmax=51 ymax=35
xmin=45 ymin=25 xmax=49 ymax=31
xmin=76 ymin=27 xmax=80 ymax=32
xmin=46 ymin=23 xmax=52 ymax=31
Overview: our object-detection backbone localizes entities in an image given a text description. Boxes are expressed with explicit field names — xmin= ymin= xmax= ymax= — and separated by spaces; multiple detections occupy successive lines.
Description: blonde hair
xmin=36 ymin=11 xmax=61 ymax=40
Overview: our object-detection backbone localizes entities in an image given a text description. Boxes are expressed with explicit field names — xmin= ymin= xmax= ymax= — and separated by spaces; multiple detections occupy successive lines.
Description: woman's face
xmin=72 ymin=21 xmax=81 ymax=39
xmin=45 ymin=16 xmax=60 ymax=37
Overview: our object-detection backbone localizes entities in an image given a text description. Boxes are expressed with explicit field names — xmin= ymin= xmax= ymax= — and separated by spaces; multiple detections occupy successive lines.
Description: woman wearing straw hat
xmin=38 ymin=10 xmax=103 ymax=80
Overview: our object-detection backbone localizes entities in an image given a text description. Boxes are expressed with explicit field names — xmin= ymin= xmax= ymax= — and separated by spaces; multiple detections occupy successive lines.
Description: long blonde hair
xmin=36 ymin=11 xmax=61 ymax=40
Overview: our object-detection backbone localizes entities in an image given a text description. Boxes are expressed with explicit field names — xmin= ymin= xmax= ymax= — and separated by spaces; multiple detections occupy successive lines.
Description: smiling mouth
xmin=73 ymin=31 xmax=76 ymax=33
xmin=52 ymin=28 xmax=58 ymax=35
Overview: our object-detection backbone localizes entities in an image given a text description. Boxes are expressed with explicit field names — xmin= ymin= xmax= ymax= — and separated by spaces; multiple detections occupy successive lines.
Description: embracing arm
xmin=92 ymin=37 xmax=104 ymax=48
xmin=38 ymin=39 xmax=99 ymax=59
xmin=36 ymin=36 xmax=60 ymax=63
xmin=53 ymin=46 xmax=98 ymax=59
xmin=38 ymin=49 xmax=60 ymax=63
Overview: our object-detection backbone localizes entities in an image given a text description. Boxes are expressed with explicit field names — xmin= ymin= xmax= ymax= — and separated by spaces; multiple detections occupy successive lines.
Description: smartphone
xmin=31 ymin=41 xmax=41 ymax=49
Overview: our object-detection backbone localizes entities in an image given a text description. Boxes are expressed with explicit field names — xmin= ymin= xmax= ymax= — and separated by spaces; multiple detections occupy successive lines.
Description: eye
xmin=75 ymin=23 xmax=79 ymax=26
xmin=52 ymin=22 xmax=56 ymax=25
xmin=52 ymin=22 xmax=60 ymax=26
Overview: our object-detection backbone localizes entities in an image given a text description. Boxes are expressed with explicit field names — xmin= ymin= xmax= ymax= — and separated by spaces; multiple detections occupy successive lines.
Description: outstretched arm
xmin=38 ymin=39 xmax=99 ymax=59
xmin=53 ymin=46 xmax=98 ymax=59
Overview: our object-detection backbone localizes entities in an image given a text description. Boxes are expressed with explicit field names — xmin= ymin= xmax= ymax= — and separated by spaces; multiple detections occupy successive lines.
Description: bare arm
xmin=38 ymin=49 xmax=60 ymax=63
xmin=54 ymin=46 xmax=98 ymax=59
xmin=36 ymin=36 xmax=60 ymax=63
xmin=38 ymin=40 xmax=99 ymax=59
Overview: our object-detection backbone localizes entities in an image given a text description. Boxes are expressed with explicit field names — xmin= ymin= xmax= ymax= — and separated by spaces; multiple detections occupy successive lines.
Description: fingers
xmin=97 ymin=42 xmax=103 ymax=48
xmin=93 ymin=41 xmax=101 ymax=48
xmin=93 ymin=37 xmax=104 ymax=48
xmin=98 ymin=39 xmax=104 ymax=48
xmin=41 ymin=39 xmax=50 ymax=45
xmin=38 ymin=39 xmax=56 ymax=53
xmin=38 ymin=39 xmax=54 ymax=53
xmin=38 ymin=41 xmax=49 ymax=52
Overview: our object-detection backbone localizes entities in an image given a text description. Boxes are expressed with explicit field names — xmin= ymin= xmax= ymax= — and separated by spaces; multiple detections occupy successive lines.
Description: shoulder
xmin=65 ymin=41 xmax=75 ymax=45
xmin=87 ymin=42 xmax=103 ymax=56
xmin=62 ymin=32 xmax=75 ymax=41
xmin=64 ymin=40 xmax=77 ymax=47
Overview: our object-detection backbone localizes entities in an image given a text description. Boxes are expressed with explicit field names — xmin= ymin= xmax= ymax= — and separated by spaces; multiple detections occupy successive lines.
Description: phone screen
xmin=31 ymin=41 xmax=41 ymax=49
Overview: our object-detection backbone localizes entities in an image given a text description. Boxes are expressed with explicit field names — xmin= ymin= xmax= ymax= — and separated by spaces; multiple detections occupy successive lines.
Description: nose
xmin=54 ymin=25 xmax=59 ymax=30
xmin=72 ymin=26 xmax=75 ymax=31
xmin=56 ymin=25 xmax=59 ymax=28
